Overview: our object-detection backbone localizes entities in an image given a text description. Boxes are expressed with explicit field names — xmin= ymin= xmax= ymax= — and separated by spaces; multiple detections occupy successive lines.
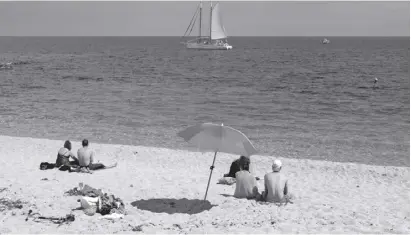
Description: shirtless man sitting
xmin=261 ymin=159 xmax=293 ymax=204
xmin=76 ymin=139 xmax=117 ymax=173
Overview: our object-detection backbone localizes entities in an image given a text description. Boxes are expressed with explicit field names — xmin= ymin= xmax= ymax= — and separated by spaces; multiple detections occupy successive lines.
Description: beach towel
xmin=217 ymin=177 xmax=236 ymax=185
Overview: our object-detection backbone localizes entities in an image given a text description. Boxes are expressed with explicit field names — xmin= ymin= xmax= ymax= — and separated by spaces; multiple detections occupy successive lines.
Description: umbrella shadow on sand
xmin=131 ymin=198 xmax=215 ymax=215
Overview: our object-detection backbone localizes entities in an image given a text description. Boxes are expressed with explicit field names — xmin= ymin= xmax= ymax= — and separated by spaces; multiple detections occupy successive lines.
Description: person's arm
xmin=284 ymin=180 xmax=288 ymax=196
xmin=263 ymin=176 xmax=268 ymax=199
xmin=90 ymin=151 xmax=95 ymax=164
xmin=70 ymin=151 xmax=78 ymax=162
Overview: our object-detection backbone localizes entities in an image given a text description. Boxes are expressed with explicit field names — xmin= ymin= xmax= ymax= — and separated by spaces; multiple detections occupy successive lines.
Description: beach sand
xmin=0 ymin=135 xmax=409 ymax=234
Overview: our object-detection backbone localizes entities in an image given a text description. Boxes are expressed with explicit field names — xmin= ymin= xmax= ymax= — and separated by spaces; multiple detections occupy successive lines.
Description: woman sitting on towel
xmin=56 ymin=140 xmax=79 ymax=168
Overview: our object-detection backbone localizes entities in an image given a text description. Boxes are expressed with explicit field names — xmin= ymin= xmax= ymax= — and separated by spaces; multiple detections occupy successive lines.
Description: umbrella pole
xmin=204 ymin=151 xmax=218 ymax=201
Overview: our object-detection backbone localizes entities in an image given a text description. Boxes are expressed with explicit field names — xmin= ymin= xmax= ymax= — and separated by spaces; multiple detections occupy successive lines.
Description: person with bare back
xmin=260 ymin=159 xmax=293 ymax=204
xmin=76 ymin=139 xmax=117 ymax=173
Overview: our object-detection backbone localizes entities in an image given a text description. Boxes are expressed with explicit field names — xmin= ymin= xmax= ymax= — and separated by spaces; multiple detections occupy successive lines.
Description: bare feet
xmin=105 ymin=162 xmax=118 ymax=169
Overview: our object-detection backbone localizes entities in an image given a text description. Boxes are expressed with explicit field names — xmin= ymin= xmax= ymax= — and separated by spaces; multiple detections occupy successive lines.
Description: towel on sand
xmin=217 ymin=177 xmax=236 ymax=185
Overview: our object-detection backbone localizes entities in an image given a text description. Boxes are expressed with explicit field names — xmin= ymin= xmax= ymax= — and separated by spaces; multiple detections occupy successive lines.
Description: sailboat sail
xmin=182 ymin=1 xmax=233 ymax=50
xmin=210 ymin=3 xmax=227 ymax=40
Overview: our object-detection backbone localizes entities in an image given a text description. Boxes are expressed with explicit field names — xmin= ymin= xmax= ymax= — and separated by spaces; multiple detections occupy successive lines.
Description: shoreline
xmin=1 ymin=133 xmax=408 ymax=168
xmin=0 ymin=135 xmax=409 ymax=233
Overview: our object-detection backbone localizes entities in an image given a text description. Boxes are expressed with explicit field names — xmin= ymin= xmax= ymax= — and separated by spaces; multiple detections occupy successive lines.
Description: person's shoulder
xmin=264 ymin=172 xmax=275 ymax=178
xmin=58 ymin=147 xmax=68 ymax=154
xmin=235 ymin=170 xmax=246 ymax=177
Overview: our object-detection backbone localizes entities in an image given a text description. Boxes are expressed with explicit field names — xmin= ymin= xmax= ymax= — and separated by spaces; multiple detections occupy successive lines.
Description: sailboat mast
xmin=209 ymin=1 xmax=213 ymax=40
xmin=199 ymin=0 xmax=202 ymax=38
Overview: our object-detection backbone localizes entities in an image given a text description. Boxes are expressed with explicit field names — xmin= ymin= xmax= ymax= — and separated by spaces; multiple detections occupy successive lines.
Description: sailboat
xmin=181 ymin=1 xmax=233 ymax=50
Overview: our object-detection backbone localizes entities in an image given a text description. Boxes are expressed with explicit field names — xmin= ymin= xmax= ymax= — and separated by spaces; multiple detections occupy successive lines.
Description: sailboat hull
xmin=186 ymin=42 xmax=233 ymax=50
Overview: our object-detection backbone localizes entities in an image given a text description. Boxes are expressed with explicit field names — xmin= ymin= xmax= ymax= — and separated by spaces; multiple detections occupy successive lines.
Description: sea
xmin=0 ymin=36 xmax=409 ymax=167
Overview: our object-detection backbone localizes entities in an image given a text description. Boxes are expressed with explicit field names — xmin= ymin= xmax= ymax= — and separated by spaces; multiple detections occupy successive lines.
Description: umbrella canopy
xmin=178 ymin=123 xmax=258 ymax=200
xmin=177 ymin=123 xmax=257 ymax=157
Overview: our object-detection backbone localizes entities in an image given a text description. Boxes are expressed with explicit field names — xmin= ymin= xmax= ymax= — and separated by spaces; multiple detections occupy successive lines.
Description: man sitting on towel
xmin=77 ymin=139 xmax=117 ymax=172
xmin=260 ymin=159 xmax=293 ymax=204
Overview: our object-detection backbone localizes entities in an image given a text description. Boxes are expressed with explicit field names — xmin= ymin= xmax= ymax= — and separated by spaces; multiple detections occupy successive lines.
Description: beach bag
xmin=40 ymin=162 xmax=56 ymax=170
xmin=79 ymin=196 xmax=100 ymax=216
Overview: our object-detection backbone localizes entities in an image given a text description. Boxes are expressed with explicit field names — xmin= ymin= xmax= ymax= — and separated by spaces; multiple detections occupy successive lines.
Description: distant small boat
xmin=181 ymin=0 xmax=233 ymax=50
xmin=322 ymin=38 xmax=330 ymax=44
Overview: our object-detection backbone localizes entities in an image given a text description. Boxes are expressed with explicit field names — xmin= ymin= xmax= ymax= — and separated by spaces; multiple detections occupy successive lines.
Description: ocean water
xmin=0 ymin=36 xmax=409 ymax=167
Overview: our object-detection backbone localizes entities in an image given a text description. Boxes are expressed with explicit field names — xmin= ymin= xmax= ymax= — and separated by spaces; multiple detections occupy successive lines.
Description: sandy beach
xmin=0 ymin=135 xmax=409 ymax=234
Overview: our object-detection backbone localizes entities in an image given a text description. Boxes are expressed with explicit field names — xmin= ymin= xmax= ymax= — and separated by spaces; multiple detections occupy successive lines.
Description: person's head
xmin=272 ymin=159 xmax=282 ymax=172
xmin=82 ymin=139 xmax=89 ymax=147
xmin=239 ymin=155 xmax=250 ymax=171
xmin=64 ymin=140 xmax=72 ymax=150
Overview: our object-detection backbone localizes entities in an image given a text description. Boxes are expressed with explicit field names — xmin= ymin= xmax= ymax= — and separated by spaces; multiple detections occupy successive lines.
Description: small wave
xmin=299 ymin=90 xmax=318 ymax=95
xmin=78 ymin=76 xmax=93 ymax=81
xmin=0 ymin=60 xmax=32 ymax=70
xmin=12 ymin=61 xmax=31 ymax=66
xmin=62 ymin=75 xmax=103 ymax=82
xmin=317 ymin=71 xmax=338 ymax=75
xmin=33 ymin=66 xmax=45 ymax=71
xmin=312 ymin=76 xmax=325 ymax=80
xmin=20 ymin=84 xmax=46 ymax=90
xmin=259 ymin=85 xmax=288 ymax=92
xmin=0 ymin=63 xmax=13 ymax=70
xmin=206 ymin=100 xmax=221 ymax=104
xmin=342 ymin=91 xmax=370 ymax=99
xmin=358 ymin=86 xmax=369 ymax=89
xmin=358 ymin=86 xmax=380 ymax=90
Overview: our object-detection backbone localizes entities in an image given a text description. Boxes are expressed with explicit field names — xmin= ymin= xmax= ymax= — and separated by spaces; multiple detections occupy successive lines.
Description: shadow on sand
xmin=131 ymin=198 xmax=215 ymax=215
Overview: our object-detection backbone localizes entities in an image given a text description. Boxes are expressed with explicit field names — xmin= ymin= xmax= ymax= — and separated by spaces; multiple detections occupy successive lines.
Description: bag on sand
xmin=40 ymin=162 xmax=56 ymax=170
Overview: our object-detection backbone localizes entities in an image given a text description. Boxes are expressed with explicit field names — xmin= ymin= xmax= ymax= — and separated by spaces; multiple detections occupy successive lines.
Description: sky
xmin=0 ymin=1 xmax=409 ymax=36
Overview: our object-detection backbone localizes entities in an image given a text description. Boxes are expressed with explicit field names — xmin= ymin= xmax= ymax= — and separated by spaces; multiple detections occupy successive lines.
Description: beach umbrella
xmin=177 ymin=123 xmax=258 ymax=200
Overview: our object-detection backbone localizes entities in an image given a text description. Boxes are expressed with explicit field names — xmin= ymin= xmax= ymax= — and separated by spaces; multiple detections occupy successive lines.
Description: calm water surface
xmin=0 ymin=37 xmax=409 ymax=166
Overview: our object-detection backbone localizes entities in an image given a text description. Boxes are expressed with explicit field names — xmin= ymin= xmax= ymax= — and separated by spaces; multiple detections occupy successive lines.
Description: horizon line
xmin=0 ymin=35 xmax=409 ymax=37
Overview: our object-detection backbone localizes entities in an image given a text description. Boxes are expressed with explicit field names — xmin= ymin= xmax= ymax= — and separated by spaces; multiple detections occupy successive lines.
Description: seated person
xmin=77 ymin=139 xmax=117 ymax=172
xmin=233 ymin=156 xmax=259 ymax=199
xmin=224 ymin=156 xmax=250 ymax=178
xmin=260 ymin=160 xmax=292 ymax=204
xmin=56 ymin=140 xmax=79 ymax=168
xmin=224 ymin=155 xmax=259 ymax=180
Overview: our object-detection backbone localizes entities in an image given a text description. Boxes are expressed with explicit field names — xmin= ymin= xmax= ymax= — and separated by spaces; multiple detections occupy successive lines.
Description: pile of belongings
xmin=65 ymin=183 xmax=126 ymax=217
